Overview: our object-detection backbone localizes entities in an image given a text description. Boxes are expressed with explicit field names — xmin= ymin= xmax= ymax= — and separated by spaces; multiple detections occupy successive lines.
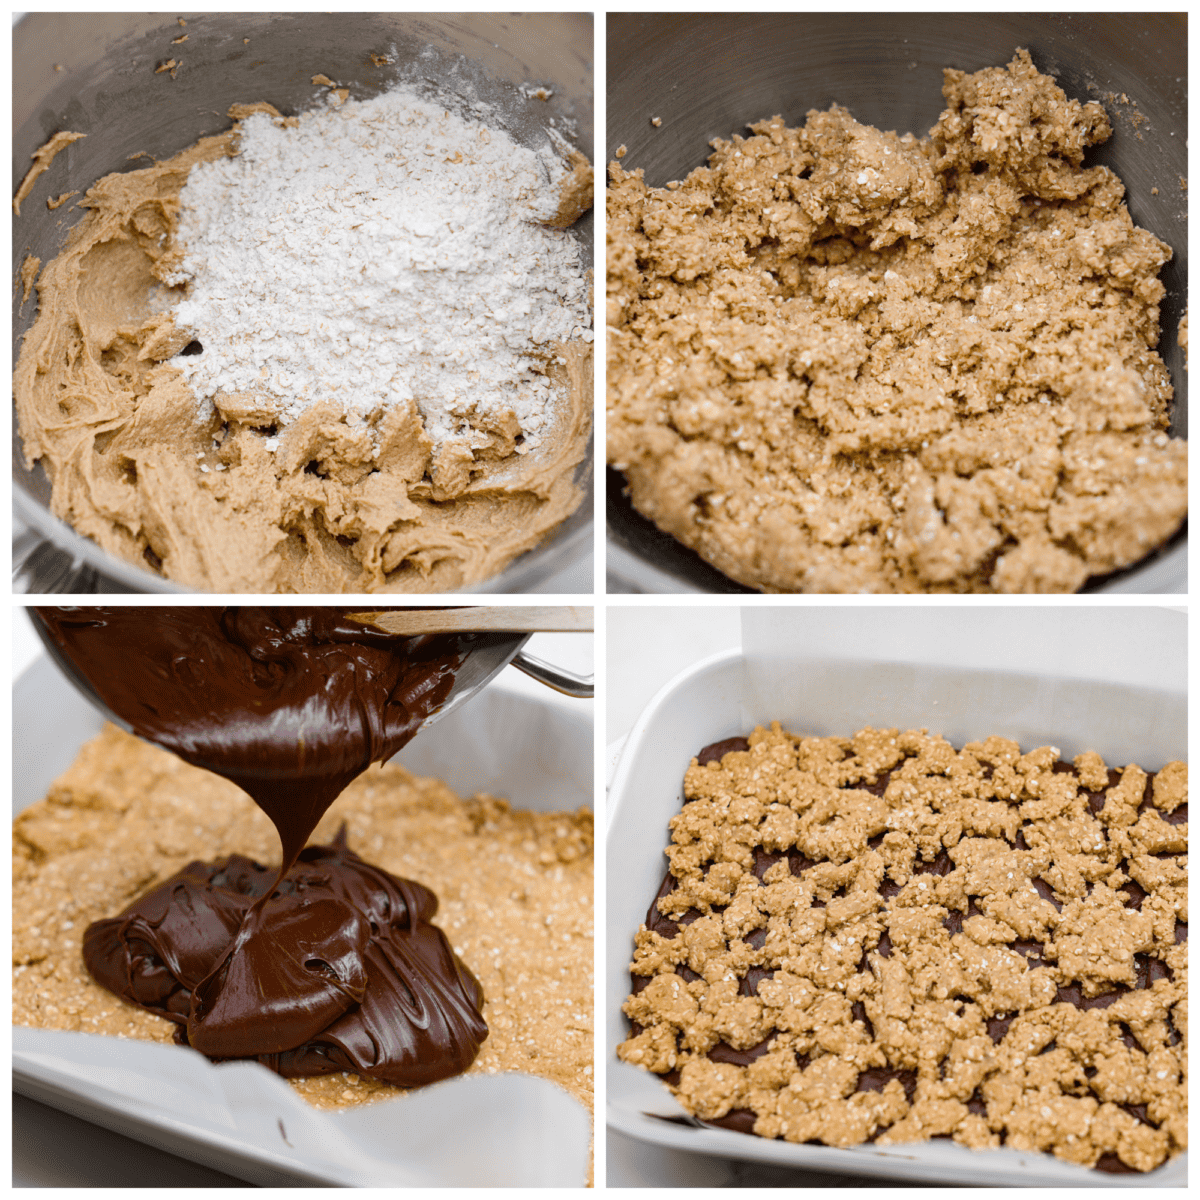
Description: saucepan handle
xmin=510 ymin=650 xmax=593 ymax=698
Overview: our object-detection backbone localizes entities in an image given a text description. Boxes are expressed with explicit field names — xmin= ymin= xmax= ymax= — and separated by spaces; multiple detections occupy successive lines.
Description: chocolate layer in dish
xmin=35 ymin=606 xmax=488 ymax=1086
xmin=83 ymin=826 xmax=487 ymax=1085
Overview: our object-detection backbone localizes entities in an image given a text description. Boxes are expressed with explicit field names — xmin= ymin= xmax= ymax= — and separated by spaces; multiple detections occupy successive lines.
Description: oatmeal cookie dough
xmin=618 ymin=725 xmax=1187 ymax=1172
xmin=545 ymin=149 xmax=595 ymax=230
xmin=14 ymin=105 xmax=593 ymax=593
xmin=14 ymin=725 xmax=594 ymax=1117
xmin=608 ymin=50 xmax=1185 ymax=593
xmin=13 ymin=130 xmax=86 ymax=216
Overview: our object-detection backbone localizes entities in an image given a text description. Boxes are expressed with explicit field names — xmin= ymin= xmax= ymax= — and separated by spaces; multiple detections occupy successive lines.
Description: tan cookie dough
xmin=15 ymin=105 xmax=593 ymax=593
xmin=13 ymin=130 xmax=86 ymax=216
xmin=545 ymin=149 xmax=595 ymax=229
xmin=18 ymin=255 xmax=40 ymax=306
xmin=618 ymin=725 xmax=1187 ymax=1172
xmin=608 ymin=51 xmax=1185 ymax=593
xmin=14 ymin=724 xmax=594 ymax=1119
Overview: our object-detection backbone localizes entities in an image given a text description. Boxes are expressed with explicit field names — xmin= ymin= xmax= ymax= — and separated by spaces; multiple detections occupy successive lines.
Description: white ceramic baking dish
xmin=606 ymin=645 xmax=1186 ymax=1187
xmin=14 ymin=655 xmax=593 ymax=1187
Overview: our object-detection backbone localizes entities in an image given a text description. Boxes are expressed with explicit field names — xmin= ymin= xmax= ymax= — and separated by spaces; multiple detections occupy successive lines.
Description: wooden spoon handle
xmin=347 ymin=606 xmax=593 ymax=635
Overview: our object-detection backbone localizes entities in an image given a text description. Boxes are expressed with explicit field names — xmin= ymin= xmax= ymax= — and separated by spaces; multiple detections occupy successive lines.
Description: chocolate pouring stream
xmin=34 ymin=606 xmax=489 ymax=1086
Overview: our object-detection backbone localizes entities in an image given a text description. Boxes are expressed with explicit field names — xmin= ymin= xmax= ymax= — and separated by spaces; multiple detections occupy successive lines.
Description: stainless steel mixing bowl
xmin=606 ymin=13 xmax=1186 ymax=594
xmin=13 ymin=12 xmax=594 ymax=595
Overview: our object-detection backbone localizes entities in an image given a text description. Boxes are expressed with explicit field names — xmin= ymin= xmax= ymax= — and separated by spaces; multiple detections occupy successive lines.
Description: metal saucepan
xmin=29 ymin=606 xmax=593 ymax=751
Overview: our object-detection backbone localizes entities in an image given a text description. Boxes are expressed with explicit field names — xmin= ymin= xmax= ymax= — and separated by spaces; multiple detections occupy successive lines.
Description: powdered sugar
xmin=166 ymin=87 xmax=590 ymax=449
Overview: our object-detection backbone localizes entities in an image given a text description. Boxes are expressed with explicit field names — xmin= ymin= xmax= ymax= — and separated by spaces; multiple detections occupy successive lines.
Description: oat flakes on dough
xmin=618 ymin=725 xmax=1187 ymax=1171
xmin=166 ymin=91 xmax=590 ymax=448
xmin=607 ymin=51 xmax=1185 ymax=593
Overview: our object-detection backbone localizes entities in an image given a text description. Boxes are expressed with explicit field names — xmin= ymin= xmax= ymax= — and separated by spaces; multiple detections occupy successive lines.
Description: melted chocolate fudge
xmin=36 ymin=606 xmax=488 ymax=1087
xmin=624 ymin=731 xmax=1186 ymax=1174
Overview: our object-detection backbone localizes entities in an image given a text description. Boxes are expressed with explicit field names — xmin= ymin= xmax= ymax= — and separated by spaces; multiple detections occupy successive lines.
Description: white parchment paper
xmin=742 ymin=606 xmax=1185 ymax=765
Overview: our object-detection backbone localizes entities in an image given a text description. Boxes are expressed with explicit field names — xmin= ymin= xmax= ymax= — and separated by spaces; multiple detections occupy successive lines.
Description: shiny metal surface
xmin=29 ymin=608 xmax=535 ymax=736
xmin=607 ymin=13 xmax=1187 ymax=594
xmin=13 ymin=12 xmax=593 ymax=595
xmin=13 ymin=523 xmax=122 ymax=595
xmin=510 ymin=649 xmax=593 ymax=697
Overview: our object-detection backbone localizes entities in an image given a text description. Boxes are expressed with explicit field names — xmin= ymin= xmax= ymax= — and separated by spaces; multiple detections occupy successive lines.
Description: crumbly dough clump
xmin=14 ymin=106 xmax=592 ymax=593
xmin=14 ymin=726 xmax=593 ymax=1117
xmin=618 ymin=725 xmax=1186 ymax=1173
xmin=545 ymin=149 xmax=595 ymax=230
xmin=607 ymin=51 xmax=1185 ymax=593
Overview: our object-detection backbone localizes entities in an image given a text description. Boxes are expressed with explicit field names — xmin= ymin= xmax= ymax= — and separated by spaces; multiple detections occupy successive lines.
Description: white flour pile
xmin=166 ymin=87 xmax=592 ymax=450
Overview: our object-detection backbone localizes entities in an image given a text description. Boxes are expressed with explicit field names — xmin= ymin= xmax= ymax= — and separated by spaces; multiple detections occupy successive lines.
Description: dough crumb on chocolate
xmin=607 ymin=50 xmax=1185 ymax=593
xmin=618 ymin=724 xmax=1186 ymax=1173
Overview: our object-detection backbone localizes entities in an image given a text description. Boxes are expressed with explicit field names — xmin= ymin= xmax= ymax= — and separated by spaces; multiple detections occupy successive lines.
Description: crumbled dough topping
xmin=607 ymin=50 xmax=1186 ymax=593
xmin=618 ymin=724 xmax=1186 ymax=1173
xmin=14 ymin=726 xmax=593 ymax=1121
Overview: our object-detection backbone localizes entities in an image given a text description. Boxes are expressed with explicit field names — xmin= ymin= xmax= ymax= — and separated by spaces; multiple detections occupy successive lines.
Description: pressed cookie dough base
xmin=14 ymin=725 xmax=594 ymax=1117
xmin=618 ymin=725 xmax=1186 ymax=1173
xmin=607 ymin=50 xmax=1185 ymax=593
xmin=15 ymin=106 xmax=593 ymax=594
